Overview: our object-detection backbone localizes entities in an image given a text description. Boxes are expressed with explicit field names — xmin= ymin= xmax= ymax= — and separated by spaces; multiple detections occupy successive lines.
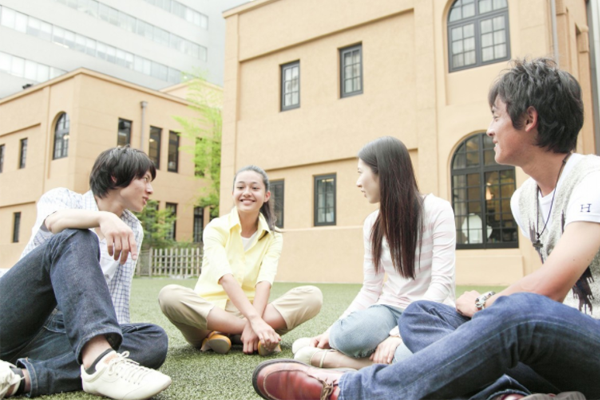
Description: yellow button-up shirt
xmin=194 ymin=208 xmax=283 ymax=309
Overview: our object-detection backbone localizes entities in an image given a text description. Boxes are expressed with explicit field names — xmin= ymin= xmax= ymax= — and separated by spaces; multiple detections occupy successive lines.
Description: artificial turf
xmin=37 ymin=279 xmax=505 ymax=399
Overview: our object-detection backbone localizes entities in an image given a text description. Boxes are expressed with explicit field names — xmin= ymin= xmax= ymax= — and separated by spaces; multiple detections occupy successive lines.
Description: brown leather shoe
xmin=253 ymin=359 xmax=344 ymax=400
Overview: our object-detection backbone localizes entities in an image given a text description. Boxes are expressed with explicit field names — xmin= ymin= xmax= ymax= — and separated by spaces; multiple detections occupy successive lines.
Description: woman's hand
xmin=309 ymin=331 xmax=331 ymax=349
xmin=370 ymin=336 xmax=403 ymax=364
xmin=455 ymin=290 xmax=480 ymax=318
xmin=241 ymin=322 xmax=259 ymax=354
xmin=249 ymin=317 xmax=281 ymax=352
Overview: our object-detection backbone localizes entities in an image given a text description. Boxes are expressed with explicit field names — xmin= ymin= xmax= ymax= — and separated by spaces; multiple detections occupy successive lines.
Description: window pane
xmin=452 ymin=27 xmax=463 ymax=40
xmin=493 ymin=0 xmax=507 ymax=10
xmin=463 ymin=3 xmax=475 ymax=18
xmin=481 ymin=33 xmax=493 ymax=48
xmin=482 ymin=47 xmax=494 ymax=62
xmin=479 ymin=0 xmax=492 ymax=14
xmin=481 ymin=19 xmax=492 ymax=33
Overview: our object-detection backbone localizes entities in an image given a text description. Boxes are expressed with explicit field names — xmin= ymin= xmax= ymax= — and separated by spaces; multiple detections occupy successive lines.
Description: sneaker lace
xmin=106 ymin=352 xmax=154 ymax=386
xmin=320 ymin=383 xmax=335 ymax=400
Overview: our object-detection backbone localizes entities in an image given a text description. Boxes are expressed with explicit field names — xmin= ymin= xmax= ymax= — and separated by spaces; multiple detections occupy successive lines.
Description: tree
xmin=135 ymin=200 xmax=178 ymax=249
xmin=174 ymin=73 xmax=222 ymax=218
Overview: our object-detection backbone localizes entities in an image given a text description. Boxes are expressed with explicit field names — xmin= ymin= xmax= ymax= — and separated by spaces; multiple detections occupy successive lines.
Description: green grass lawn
xmin=41 ymin=279 xmax=504 ymax=399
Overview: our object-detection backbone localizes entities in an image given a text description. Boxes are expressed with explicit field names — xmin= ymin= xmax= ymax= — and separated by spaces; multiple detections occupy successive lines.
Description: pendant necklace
xmin=533 ymin=153 xmax=571 ymax=251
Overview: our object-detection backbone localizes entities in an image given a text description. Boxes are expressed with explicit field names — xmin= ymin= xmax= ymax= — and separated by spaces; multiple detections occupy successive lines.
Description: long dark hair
xmin=358 ymin=137 xmax=423 ymax=279
xmin=233 ymin=165 xmax=277 ymax=231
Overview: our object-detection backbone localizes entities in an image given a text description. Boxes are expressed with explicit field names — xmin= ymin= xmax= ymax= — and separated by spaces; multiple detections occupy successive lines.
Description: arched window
xmin=448 ymin=0 xmax=510 ymax=72
xmin=53 ymin=113 xmax=69 ymax=159
xmin=451 ymin=132 xmax=518 ymax=249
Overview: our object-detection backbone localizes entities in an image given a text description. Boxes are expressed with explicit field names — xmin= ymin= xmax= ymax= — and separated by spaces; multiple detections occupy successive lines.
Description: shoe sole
xmin=252 ymin=359 xmax=306 ymax=400
xmin=208 ymin=337 xmax=231 ymax=354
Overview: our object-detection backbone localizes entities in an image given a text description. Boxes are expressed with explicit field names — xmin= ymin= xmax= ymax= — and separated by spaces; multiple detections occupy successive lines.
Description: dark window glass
xmin=271 ymin=180 xmax=284 ymax=229
xmin=149 ymin=126 xmax=161 ymax=168
xmin=19 ymin=138 xmax=27 ymax=169
xmin=0 ymin=144 xmax=4 ymax=173
xmin=168 ymin=131 xmax=179 ymax=172
xmin=281 ymin=61 xmax=300 ymax=111
xmin=166 ymin=202 xmax=177 ymax=240
xmin=12 ymin=212 xmax=21 ymax=243
xmin=53 ymin=113 xmax=69 ymax=159
xmin=193 ymin=206 xmax=204 ymax=242
xmin=117 ymin=118 xmax=132 ymax=146
xmin=314 ymin=174 xmax=336 ymax=226
xmin=448 ymin=0 xmax=510 ymax=72
xmin=452 ymin=132 xmax=518 ymax=249
xmin=340 ymin=44 xmax=363 ymax=97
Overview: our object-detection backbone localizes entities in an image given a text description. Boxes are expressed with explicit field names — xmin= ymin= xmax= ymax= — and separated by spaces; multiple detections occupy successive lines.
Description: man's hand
xmin=310 ymin=331 xmax=331 ymax=349
xmin=370 ymin=336 xmax=403 ymax=364
xmin=456 ymin=290 xmax=480 ymax=318
xmin=98 ymin=212 xmax=138 ymax=264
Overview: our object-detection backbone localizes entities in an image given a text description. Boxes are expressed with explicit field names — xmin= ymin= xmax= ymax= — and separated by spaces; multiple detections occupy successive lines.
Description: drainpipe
xmin=550 ymin=0 xmax=559 ymax=66
xmin=140 ymin=101 xmax=148 ymax=151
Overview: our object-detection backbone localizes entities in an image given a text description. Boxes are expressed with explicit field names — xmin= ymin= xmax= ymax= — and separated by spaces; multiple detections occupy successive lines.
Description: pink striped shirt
xmin=340 ymin=194 xmax=456 ymax=321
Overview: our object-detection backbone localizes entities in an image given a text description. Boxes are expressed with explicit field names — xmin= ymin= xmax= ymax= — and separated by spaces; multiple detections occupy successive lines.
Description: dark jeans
xmin=338 ymin=293 xmax=600 ymax=400
xmin=0 ymin=229 xmax=168 ymax=397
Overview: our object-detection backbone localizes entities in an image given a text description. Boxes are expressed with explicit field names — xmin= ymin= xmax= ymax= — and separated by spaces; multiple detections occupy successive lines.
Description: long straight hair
xmin=358 ymin=137 xmax=423 ymax=279
xmin=233 ymin=165 xmax=277 ymax=231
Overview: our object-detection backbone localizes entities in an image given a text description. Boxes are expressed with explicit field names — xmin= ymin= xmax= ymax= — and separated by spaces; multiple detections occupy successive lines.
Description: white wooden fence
xmin=137 ymin=247 xmax=202 ymax=278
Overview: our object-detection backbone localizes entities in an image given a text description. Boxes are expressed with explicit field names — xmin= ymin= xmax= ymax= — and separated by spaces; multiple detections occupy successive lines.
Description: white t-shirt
xmin=511 ymin=153 xmax=600 ymax=236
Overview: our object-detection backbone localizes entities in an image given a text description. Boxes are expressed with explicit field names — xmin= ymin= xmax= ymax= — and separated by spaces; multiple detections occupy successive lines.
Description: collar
xmin=228 ymin=207 xmax=271 ymax=237
xmin=83 ymin=190 xmax=137 ymax=224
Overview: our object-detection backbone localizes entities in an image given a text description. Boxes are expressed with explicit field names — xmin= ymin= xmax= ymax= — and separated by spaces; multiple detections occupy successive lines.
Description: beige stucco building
xmin=0 ymin=68 xmax=214 ymax=269
xmin=221 ymin=0 xmax=597 ymax=285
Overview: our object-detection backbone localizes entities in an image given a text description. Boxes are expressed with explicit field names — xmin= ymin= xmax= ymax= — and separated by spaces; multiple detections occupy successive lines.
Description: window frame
xmin=447 ymin=0 xmax=511 ymax=73
xmin=117 ymin=118 xmax=132 ymax=147
xmin=314 ymin=174 xmax=337 ymax=227
xmin=451 ymin=132 xmax=519 ymax=249
xmin=280 ymin=61 xmax=300 ymax=111
xmin=339 ymin=44 xmax=363 ymax=98
xmin=149 ymin=126 xmax=162 ymax=169
xmin=167 ymin=131 xmax=179 ymax=172
xmin=19 ymin=138 xmax=27 ymax=169
xmin=271 ymin=180 xmax=284 ymax=229
xmin=53 ymin=112 xmax=69 ymax=160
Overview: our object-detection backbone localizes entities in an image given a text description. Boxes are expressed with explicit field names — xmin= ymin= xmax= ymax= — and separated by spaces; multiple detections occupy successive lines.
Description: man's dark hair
xmin=90 ymin=146 xmax=156 ymax=198
xmin=488 ymin=58 xmax=583 ymax=153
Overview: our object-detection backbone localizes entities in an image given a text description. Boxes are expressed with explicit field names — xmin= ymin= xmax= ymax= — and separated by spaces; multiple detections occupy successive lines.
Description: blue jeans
xmin=329 ymin=304 xmax=411 ymax=363
xmin=0 ymin=229 xmax=168 ymax=397
xmin=338 ymin=293 xmax=600 ymax=400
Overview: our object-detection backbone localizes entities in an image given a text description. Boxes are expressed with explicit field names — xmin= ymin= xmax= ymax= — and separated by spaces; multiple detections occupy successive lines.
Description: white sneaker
xmin=0 ymin=360 xmax=22 ymax=399
xmin=81 ymin=351 xmax=171 ymax=400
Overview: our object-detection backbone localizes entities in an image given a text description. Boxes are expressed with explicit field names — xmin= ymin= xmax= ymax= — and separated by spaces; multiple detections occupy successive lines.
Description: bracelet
xmin=475 ymin=291 xmax=496 ymax=311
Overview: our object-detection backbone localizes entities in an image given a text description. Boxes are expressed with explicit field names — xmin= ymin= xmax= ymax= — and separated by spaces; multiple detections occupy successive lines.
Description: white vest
xmin=518 ymin=155 xmax=600 ymax=318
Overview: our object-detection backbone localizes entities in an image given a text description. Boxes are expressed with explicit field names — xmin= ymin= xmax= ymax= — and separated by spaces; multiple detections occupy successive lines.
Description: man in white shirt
xmin=0 ymin=146 xmax=171 ymax=399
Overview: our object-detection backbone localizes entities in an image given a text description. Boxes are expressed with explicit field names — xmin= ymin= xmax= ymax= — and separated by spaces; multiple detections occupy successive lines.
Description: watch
xmin=475 ymin=291 xmax=496 ymax=311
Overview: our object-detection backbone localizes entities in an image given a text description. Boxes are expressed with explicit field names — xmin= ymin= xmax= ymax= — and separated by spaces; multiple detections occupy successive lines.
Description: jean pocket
xmin=43 ymin=309 xmax=67 ymax=334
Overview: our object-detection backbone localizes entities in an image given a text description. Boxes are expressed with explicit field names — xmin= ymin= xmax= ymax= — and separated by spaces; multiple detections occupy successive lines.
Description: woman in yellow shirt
xmin=159 ymin=165 xmax=322 ymax=355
